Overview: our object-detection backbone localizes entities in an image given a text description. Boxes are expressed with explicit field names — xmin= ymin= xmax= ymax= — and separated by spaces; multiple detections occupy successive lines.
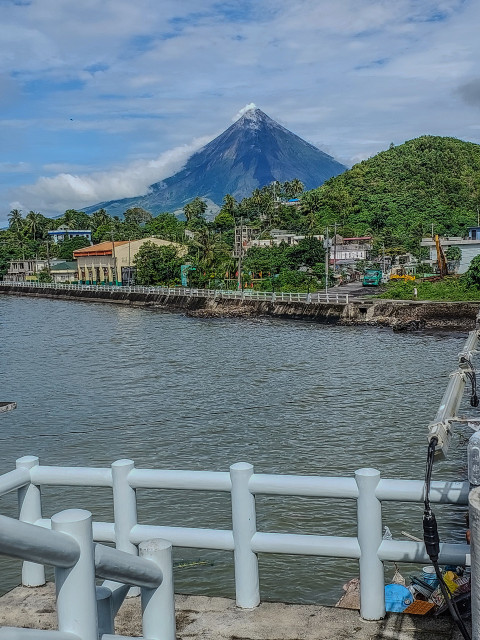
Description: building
xmin=248 ymin=230 xmax=324 ymax=249
xmin=329 ymin=236 xmax=372 ymax=267
xmin=48 ymin=226 xmax=92 ymax=244
xmin=73 ymin=237 xmax=186 ymax=285
xmin=49 ymin=262 xmax=78 ymax=283
xmin=233 ymin=226 xmax=256 ymax=257
xmin=5 ymin=258 xmax=65 ymax=282
xmin=420 ymin=228 xmax=480 ymax=274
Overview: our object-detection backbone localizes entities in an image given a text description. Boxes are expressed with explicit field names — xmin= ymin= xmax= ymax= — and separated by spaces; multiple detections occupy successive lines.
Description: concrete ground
xmin=0 ymin=583 xmax=468 ymax=639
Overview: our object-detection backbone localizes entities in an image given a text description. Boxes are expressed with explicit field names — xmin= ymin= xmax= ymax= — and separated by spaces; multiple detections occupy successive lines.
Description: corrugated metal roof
xmin=73 ymin=241 xmax=129 ymax=257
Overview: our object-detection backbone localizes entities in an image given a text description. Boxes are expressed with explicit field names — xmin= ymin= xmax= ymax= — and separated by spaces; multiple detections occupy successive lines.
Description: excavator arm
xmin=435 ymin=234 xmax=448 ymax=277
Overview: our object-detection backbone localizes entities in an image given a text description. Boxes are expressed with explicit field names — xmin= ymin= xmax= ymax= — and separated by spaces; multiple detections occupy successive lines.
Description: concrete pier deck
xmin=0 ymin=583 xmax=467 ymax=639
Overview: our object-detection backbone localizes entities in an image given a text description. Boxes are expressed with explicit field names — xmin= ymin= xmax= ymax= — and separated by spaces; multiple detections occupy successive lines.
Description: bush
xmin=380 ymin=276 xmax=480 ymax=301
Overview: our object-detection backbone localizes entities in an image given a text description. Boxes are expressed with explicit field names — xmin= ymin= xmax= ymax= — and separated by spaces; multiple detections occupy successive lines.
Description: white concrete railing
xmin=0 ymin=281 xmax=350 ymax=304
xmin=0 ymin=506 xmax=175 ymax=640
xmin=0 ymin=456 xmax=470 ymax=622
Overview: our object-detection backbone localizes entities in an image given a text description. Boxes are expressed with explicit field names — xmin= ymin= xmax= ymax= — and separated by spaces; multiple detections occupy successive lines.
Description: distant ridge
xmin=84 ymin=108 xmax=347 ymax=217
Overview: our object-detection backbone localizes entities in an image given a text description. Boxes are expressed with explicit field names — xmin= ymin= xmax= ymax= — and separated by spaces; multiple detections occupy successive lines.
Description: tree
xmin=133 ymin=241 xmax=181 ymax=285
xmin=8 ymin=209 xmax=23 ymax=233
xmin=144 ymin=213 xmax=185 ymax=241
xmin=25 ymin=211 xmax=47 ymax=241
xmin=465 ymin=255 xmax=480 ymax=287
xmin=38 ymin=268 xmax=53 ymax=283
xmin=214 ymin=210 xmax=235 ymax=232
xmin=57 ymin=237 xmax=91 ymax=260
xmin=91 ymin=209 xmax=111 ymax=231
xmin=123 ymin=207 xmax=152 ymax=226
xmin=184 ymin=197 xmax=207 ymax=222
xmin=287 ymin=237 xmax=325 ymax=269
xmin=284 ymin=179 xmax=305 ymax=198
xmin=59 ymin=209 xmax=79 ymax=229
xmin=446 ymin=246 xmax=462 ymax=262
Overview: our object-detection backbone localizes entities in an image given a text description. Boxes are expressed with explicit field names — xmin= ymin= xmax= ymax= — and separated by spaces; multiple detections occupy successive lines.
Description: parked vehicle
xmin=362 ymin=269 xmax=382 ymax=286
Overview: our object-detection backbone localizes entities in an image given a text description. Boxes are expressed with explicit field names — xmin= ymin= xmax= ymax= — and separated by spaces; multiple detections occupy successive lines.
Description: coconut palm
xmin=25 ymin=211 xmax=45 ymax=241
xmin=91 ymin=208 xmax=111 ymax=231
xmin=8 ymin=209 xmax=23 ymax=233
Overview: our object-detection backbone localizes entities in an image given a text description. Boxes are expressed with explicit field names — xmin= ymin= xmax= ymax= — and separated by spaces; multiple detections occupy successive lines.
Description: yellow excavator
xmin=435 ymin=234 xmax=448 ymax=277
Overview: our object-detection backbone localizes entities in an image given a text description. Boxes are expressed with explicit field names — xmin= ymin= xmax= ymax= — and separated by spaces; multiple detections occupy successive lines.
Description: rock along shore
xmin=0 ymin=283 xmax=478 ymax=332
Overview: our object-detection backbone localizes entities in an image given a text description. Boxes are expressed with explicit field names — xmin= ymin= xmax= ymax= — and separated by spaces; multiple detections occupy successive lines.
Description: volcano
xmin=84 ymin=108 xmax=347 ymax=217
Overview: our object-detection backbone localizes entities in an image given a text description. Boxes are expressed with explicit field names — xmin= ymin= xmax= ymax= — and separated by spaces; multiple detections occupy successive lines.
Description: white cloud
xmin=2 ymin=0 xmax=480 ymax=216
xmin=13 ymin=136 xmax=210 ymax=214
xmin=233 ymin=103 xmax=257 ymax=121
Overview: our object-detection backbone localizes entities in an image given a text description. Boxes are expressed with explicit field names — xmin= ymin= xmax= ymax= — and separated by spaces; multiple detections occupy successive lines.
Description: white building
xmin=420 ymin=227 xmax=480 ymax=274
xmin=247 ymin=229 xmax=324 ymax=249
xmin=48 ymin=226 xmax=92 ymax=244
xmin=329 ymin=236 xmax=372 ymax=267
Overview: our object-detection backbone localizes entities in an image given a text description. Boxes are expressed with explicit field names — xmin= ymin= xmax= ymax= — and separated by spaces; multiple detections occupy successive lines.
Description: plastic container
xmin=422 ymin=566 xmax=439 ymax=588
xmin=385 ymin=584 xmax=413 ymax=613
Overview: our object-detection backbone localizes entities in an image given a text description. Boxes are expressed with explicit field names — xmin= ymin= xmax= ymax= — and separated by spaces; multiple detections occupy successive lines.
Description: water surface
xmin=0 ymin=296 xmax=474 ymax=603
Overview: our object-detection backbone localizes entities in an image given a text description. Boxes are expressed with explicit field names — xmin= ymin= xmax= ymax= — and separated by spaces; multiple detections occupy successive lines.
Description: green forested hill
xmin=302 ymin=136 xmax=480 ymax=252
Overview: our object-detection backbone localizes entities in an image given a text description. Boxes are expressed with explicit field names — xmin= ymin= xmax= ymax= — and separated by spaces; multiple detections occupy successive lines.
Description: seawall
xmin=0 ymin=283 xmax=478 ymax=331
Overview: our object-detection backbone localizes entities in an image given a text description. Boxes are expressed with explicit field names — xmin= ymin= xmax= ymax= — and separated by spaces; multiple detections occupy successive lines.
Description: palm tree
xmin=289 ymin=178 xmax=305 ymax=197
xmin=8 ymin=209 xmax=23 ymax=233
xmin=59 ymin=209 xmax=77 ymax=230
xmin=91 ymin=208 xmax=111 ymax=231
xmin=25 ymin=211 xmax=44 ymax=241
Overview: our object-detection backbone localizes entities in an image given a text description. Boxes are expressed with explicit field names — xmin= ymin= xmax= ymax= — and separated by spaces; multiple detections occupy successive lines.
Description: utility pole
xmin=46 ymin=240 xmax=51 ymax=274
xmin=325 ymin=227 xmax=329 ymax=296
xmin=237 ymin=218 xmax=243 ymax=291
xmin=128 ymin=238 xmax=131 ymax=285
xmin=111 ymin=228 xmax=117 ymax=285
xmin=382 ymin=243 xmax=386 ymax=274
xmin=333 ymin=222 xmax=337 ymax=273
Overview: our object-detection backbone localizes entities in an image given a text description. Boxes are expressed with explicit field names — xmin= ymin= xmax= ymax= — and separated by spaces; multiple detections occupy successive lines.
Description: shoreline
xmin=0 ymin=283 xmax=478 ymax=331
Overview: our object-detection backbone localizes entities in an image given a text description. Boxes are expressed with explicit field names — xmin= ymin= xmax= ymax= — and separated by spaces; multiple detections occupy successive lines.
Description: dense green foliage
xmin=6 ymin=137 xmax=480 ymax=296
xmin=56 ymin=237 xmax=91 ymax=260
xmin=302 ymin=136 xmax=480 ymax=253
xmin=133 ymin=242 xmax=182 ymax=286
xmin=380 ymin=278 xmax=480 ymax=301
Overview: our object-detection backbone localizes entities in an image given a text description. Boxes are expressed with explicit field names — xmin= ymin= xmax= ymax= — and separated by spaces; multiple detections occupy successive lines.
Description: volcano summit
xmin=84 ymin=108 xmax=347 ymax=217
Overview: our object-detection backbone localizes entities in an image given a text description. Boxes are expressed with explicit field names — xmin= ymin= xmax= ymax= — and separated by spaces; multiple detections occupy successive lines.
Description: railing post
xmin=16 ymin=455 xmax=45 ymax=586
xmin=96 ymin=586 xmax=115 ymax=636
xmin=469 ymin=486 xmax=480 ymax=639
xmin=139 ymin=539 xmax=176 ymax=640
xmin=355 ymin=468 xmax=385 ymax=620
xmin=112 ymin=459 xmax=140 ymax=596
xmin=52 ymin=509 xmax=98 ymax=640
xmin=230 ymin=462 xmax=260 ymax=608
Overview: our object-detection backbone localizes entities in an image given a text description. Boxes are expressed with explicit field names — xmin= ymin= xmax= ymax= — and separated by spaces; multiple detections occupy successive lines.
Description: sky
xmin=2 ymin=0 xmax=480 ymax=224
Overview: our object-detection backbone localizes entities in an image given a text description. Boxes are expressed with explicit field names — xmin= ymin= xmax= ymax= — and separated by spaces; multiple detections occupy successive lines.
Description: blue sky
xmin=1 ymin=0 xmax=480 ymax=224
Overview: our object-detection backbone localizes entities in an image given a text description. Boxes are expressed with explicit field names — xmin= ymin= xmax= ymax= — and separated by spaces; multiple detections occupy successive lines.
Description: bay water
xmin=0 ymin=295 xmax=474 ymax=603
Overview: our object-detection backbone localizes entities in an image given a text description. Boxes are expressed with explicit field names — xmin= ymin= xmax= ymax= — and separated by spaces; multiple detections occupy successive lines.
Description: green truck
xmin=362 ymin=269 xmax=382 ymax=286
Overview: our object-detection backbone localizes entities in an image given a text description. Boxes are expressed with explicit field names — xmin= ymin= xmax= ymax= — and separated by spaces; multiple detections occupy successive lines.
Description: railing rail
xmin=0 ymin=508 xmax=175 ymax=639
xmin=0 ymin=455 xmax=471 ymax=622
xmin=0 ymin=280 xmax=350 ymax=304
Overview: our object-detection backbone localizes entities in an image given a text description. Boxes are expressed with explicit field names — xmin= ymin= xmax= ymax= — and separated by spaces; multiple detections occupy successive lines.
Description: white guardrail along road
xmin=0 ymin=281 xmax=350 ymax=304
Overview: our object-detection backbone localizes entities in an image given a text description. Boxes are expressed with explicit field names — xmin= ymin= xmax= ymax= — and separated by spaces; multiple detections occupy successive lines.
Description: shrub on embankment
xmin=379 ymin=277 xmax=480 ymax=301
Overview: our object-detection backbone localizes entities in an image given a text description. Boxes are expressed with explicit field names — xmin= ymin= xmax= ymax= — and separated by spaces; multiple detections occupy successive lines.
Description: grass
xmin=378 ymin=277 xmax=480 ymax=301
